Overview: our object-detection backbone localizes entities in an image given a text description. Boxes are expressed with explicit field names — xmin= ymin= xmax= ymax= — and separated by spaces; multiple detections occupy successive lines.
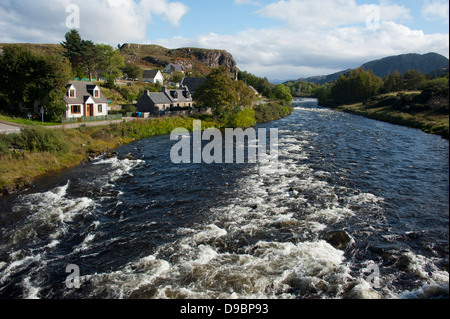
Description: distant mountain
xmin=297 ymin=52 xmax=449 ymax=84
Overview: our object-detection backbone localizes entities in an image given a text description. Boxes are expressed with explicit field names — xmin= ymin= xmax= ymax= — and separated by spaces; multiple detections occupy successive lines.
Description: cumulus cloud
xmin=422 ymin=0 xmax=449 ymax=23
xmin=0 ymin=0 xmax=189 ymax=45
xmin=256 ymin=0 xmax=411 ymax=29
xmin=156 ymin=21 xmax=449 ymax=80
xmin=155 ymin=0 xmax=447 ymax=80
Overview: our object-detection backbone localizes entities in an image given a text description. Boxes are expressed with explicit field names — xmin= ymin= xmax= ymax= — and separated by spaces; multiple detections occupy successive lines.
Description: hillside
xmin=0 ymin=43 xmax=238 ymax=77
xmin=297 ymin=52 xmax=449 ymax=84
xmin=119 ymin=44 xmax=237 ymax=75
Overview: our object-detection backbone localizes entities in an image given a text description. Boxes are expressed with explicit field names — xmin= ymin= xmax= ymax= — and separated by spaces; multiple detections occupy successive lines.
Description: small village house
xmin=64 ymin=81 xmax=109 ymax=119
xmin=163 ymin=63 xmax=185 ymax=74
xmin=137 ymin=86 xmax=193 ymax=117
xmin=142 ymin=70 xmax=164 ymax=85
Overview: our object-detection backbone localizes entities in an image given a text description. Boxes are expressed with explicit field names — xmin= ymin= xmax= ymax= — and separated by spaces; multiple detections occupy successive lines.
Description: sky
xmin=0 ymin=0 xmax=449 ymax=81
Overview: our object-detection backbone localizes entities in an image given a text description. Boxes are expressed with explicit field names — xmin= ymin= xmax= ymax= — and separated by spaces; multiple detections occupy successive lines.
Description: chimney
xmin=161 ymin=86 xmax=167 ymax=93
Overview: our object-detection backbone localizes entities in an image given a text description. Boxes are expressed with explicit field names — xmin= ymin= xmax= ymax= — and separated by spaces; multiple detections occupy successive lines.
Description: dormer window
xmin=68 ymin=85 xmax=76 ymax=98
xmin=94 ymin=89 xmax=99 ymax=98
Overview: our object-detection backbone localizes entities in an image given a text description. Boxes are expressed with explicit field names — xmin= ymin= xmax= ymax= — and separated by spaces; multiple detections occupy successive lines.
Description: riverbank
xmin=0 ymin=101 xmax=293 ymax=196
xmin=334 ymin=104 xmax=449 ymax=140
xmin=328 ymin=93 xmax=449 ymax=140
xmin=0 ymin=117 xmax=219 ymax=196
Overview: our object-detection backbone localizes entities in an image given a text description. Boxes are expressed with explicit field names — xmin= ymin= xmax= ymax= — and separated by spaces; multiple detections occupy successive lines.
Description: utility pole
xmin=40 ymin=106 xmax=44 ymax=124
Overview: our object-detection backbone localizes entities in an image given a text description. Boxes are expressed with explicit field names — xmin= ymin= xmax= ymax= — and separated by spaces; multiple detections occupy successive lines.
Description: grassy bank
xmin=333 ymin=93 xmax=449 ymax=139
xmin=0 ymin=101 xmax=293 ymax=195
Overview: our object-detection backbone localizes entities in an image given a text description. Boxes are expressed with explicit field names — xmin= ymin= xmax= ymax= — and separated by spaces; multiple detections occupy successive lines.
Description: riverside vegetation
xmin=312 ymin=68 xmax=449 ymax=139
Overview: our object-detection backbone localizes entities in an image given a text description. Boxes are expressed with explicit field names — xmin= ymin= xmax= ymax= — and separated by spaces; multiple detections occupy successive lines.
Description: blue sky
xmin=0 ymin=0 xmax=448 ymax=81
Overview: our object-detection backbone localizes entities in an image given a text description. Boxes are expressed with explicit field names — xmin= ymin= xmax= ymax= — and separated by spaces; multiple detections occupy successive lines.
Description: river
xmin=0 ymin=98 xmax=448 ymax=299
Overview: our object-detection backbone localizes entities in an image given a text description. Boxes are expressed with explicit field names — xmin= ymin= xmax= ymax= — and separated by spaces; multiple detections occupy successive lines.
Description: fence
xmin=61 ymin=114 xmax=123 ymax=124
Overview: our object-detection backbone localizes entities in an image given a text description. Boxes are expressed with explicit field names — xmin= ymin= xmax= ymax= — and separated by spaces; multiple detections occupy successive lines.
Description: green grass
xmin=0 ymin=113 xmax=61 ymax=126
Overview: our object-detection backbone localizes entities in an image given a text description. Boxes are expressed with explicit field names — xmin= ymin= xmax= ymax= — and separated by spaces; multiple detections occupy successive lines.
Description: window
xmin=94 ymin=90 xmax=99 ymax=98
xmin=98 ymin=104 xmax=103 ymax=113
xmin=69 ymin=89 xmax=76 ymax=98
xmin=71 ymin=105 xmax=81 ymax=114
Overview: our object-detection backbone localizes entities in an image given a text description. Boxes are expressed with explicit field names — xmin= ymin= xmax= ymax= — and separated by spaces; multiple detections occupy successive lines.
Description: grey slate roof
xmin=64 ymin=81 xmax=108 ymax=105
xmin=147 ymin=92 xmax=172 ymax=104
xmin=181 ymin=77 xmax=206 ymax=94
xmin=164 ymin=89 xmax=192 ymax=103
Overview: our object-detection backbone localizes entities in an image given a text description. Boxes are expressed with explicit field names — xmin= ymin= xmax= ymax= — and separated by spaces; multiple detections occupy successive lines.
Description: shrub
xmin=12 ymin=126 xmax=69 ymax=153
xmin=228 ymin=108 xmax=256 ymax=128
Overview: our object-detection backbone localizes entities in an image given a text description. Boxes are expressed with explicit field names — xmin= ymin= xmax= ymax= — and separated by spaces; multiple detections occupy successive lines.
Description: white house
xmin=64 ymin=81 xmax=109 ymax=119
xmin=142 ymin=70 xmax=164 ymax=84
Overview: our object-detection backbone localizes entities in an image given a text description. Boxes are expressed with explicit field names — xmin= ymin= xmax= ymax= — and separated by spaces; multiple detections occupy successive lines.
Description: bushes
xmin=254 ymin=101 xmax=293 ymax=123
xmin=2 ymin=126 xmax=69 ymax=154
xmin=228 ymin=108 xmax=256 ymax=128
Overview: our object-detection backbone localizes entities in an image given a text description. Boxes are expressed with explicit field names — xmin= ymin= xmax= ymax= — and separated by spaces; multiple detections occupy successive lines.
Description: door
xmin=86 ymin=104 xmax=94 ymax=117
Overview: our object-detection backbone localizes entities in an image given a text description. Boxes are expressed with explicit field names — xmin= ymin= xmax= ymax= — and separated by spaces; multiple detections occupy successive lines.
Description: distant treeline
xmin=312 ymin=68 xmax=449 ymax=114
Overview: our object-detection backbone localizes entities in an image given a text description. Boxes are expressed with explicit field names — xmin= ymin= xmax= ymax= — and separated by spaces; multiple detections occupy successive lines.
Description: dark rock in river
xmin=322 ymin=230 xmax=353 ymax=250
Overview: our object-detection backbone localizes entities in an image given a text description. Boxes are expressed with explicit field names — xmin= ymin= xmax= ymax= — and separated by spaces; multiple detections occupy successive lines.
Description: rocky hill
xmin=119 ymin=43 xmax=237 ymax=75
xmin=297 ymin=52 xmax=449 ymax=84
xmin=0 ymin=43 xmax=238 ymax=76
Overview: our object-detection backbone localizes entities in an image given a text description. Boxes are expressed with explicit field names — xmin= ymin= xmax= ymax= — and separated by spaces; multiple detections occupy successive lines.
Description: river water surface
xmin=0 ymin=98 xmax=448 ymax=299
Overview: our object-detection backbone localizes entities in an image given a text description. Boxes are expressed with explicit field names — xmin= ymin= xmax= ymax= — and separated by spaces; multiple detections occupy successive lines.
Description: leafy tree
xmin=330 ymin=68 xmax=382 ymax=104
xmin=272 ymin=84 xmax=293 ymax=103
xmin=0 ymin=45 xmax=36 ymax=111
xmin=123 ymin=63 xmax=143 ymax=80
xmin=194 ymin=66 xmax=256 ymax=122
xmin=170 ymin=71 xmax=184 ymax=84
xmin=194 ymin=66 xmax=238 ymax=117
xmin=0 ymin=45 xmax=72 ymax=120
xmin=96 ymin=44 xmax=125 ymax=85
xmin=81 ymin=40 xmax=101 ymax=81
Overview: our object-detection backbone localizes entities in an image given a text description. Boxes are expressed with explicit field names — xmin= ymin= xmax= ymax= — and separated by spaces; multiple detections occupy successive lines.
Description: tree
xmin=0 ymin=45 xmax=72 ymax=120
xmin=61 ymin=30 xmax=84 ymax=75
xmin=96 ymin=44 xmax=125 ymax=85
xmin=330 ymin=68 xmax=382 ymax=104
xmin=81 ymin=40 xmax=101 ymax=81
xmin=0 ymin=45 xmax=36 ymax=111
xmin=403 ymin=70 xmax=426 ymax=91
xmin=123 ymin=63 xmax=142 ymax=80
xmin=272 ymin=84 xmax=293 ymax=103
xmin=383 ymin=70 xmax=403 ymax=92
xmin=194 ymin=66 xmax=256 ymax=122
xmin=61 ymin=30 xmax=102 ymax=81
xmin=194 ymin=66 xmax=237 ymax=117
xmin=170 ymin=71 xmax=184 ymax=84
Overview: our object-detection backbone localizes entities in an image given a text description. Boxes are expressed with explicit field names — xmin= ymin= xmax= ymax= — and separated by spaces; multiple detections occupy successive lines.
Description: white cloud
xmin=256 ymin=0 xmax=411 ymax=29
xmin=422 ymin=0 xmax=449 ymax=23
xmin=0 ymin=0 xmax=189 ymax=45
xmin=155 ymin=21 xmax=449 ymax=80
